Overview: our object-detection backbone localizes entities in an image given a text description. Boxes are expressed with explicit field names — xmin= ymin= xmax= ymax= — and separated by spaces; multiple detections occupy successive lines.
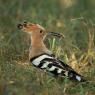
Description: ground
xmin=0 ymin=0 xmax=95 ymax=95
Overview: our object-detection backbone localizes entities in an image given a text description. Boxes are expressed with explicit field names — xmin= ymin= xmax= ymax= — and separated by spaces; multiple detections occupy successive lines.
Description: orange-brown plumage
xmin=18 ymin=22 xmax=52 ymax=59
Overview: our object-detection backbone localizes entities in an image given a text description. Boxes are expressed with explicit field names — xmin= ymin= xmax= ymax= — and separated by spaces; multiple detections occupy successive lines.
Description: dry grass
xmin=0 ymin=0 xmax=95 ymax=95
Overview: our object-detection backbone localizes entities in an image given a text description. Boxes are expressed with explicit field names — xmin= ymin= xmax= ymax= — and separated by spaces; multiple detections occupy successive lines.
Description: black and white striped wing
xmin=30 ymin=54 xmax=66 ymax=76
xmin=30 ymin=54 xmax=86 ymax=82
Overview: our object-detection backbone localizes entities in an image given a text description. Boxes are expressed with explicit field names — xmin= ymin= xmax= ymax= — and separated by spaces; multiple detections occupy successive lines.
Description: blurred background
xmin=0 ymin=0 xmax=95 ymax=95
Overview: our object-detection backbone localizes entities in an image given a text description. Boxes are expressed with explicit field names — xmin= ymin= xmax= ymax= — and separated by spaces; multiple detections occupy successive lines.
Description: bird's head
xmin=17 ymin=22 xmax=65 ymax=40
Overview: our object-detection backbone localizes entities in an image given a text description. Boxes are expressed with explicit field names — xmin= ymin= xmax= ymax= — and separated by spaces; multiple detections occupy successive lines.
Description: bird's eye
xmin=40 ymin=30 xmax=43 ymax=33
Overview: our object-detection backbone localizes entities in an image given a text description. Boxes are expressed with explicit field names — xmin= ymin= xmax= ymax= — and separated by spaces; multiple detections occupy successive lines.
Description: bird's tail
xmin=58 ymin=60 xmax=86 ymax=82
xmin=67 ymin=70 xmax=86 ymax=82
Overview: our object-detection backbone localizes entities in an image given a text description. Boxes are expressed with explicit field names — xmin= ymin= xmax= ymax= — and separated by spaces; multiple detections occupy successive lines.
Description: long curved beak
xmin=48 ymin=32 xmax=65 ymax=38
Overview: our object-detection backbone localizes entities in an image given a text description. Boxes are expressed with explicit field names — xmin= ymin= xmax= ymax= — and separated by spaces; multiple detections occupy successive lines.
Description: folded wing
xmin=30 ymin=53 xmax=86 ymax=82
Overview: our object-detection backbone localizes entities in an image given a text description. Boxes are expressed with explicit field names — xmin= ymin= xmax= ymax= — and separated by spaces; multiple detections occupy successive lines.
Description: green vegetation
xmin=0 ymin=0 xmax=95 ymax=95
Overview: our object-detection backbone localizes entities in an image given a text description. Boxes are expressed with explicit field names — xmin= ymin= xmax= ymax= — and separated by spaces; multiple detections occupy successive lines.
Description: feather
xmin=30 ymin=53 xmax=86 ymax=82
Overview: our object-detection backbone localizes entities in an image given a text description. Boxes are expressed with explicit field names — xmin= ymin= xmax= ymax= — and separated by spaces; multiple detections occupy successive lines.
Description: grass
xmin=0 ymin=0 xmax=95 ymax=95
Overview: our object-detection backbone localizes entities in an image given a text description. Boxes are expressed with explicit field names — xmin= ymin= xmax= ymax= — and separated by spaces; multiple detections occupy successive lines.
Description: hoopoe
xmin=18 ymin=22 xmax=86 ymax=82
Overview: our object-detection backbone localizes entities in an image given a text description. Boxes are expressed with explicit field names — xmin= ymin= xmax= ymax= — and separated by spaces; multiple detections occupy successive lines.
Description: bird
xmin=17 ymin=22 xmax=86 ymax=82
